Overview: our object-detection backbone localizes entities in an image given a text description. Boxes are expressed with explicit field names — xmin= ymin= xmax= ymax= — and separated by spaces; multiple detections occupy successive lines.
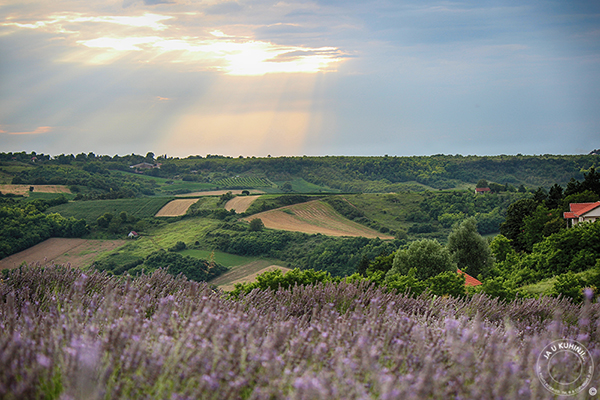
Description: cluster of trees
xmin=95 ymin=249 xmax=227 ymax=282
xmin=418 ymin=191 xmax=523 ymax=234
xmin=95 ymin=211 xmax=139 ymax=235
xmin=357 ymin=218 xmax=492 ymax=293
xmin=11 ymin=165 xmax=157 ymax=197
xmin=500 ymin=167 xmax=600 ymax=253
xmin=205 ymin=228 xmax=402 ymax=277
xmin=0 ymin=196 xmax=88 ymax=259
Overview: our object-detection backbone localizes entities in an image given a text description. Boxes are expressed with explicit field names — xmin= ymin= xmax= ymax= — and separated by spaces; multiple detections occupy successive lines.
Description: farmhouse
xmin=475 ymin=187 xmax=491 ymax=194
xmin=563 ymin=202 xmax=600 ymax=227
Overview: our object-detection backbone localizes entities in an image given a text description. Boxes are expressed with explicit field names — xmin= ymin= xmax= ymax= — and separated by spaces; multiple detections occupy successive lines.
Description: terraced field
xmin=244 ymin=200 xmax=394 ymax=239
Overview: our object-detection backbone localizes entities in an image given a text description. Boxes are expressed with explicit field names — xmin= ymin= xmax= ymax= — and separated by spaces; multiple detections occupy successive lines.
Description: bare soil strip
xmin=210 ymin=260 xmax=290 ymax=291
xmin=0 ymin=184 xmax=71 ymax=196
xmin=0 ymin=238 xmax=126 ymax=270
xmin=155 ymin=199 xmax=199 ymax=217
xmin=244 ymin=200 xmax=394 ymax=239
xmin=225 ymin=195 xmax=261 ymax=213
xmin=177 ymin=190 xmax=265 ymax=197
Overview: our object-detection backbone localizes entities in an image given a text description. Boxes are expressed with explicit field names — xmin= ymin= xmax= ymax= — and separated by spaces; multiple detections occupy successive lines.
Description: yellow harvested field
xmin=177 ymin=189 xmax=264 ymax=197
xmin=0 ymin=238 xmax=125 ymax=270
xmin=225 ymin=195 xmax=261 ymax=213
xmin=155 ymin=199 xmax=199 ymax=217
xmin=244 ymin=200 xmax=394 ymax=239
xmin=0 ymin=184 xmax=71 ymax=196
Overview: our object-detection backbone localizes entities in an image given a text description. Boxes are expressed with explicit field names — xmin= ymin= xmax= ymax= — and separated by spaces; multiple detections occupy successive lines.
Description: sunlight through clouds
xmin=2 ymin=0 xmax=598 ymax=156
xmin=2 ymin=11 xmax=346 ymax=75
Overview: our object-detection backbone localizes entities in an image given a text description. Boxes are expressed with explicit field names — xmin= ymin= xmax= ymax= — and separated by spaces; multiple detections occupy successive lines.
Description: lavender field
xmin=2 ymin=264 xmax=599 ymax=399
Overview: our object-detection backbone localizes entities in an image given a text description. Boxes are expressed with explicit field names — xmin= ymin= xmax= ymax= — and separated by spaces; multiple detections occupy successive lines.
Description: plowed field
xmin=225 ymin=195 xmax=260 ymax=213
xmin=155 ymin=199 xmax=199 ymax=217
xmin=244 ymin=200 xmax=394 ymax=239
xmin=0 ymin=238 xmax=125 ymax=270
xmin=0 ymin=184 xmax=71 ymax=195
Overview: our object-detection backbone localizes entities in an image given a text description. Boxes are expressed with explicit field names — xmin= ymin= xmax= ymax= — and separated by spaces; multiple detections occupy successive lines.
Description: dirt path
xmin=210 ymin=260 xmax=290 ymax=291
xmin=0 ymin=238 xmax=126 ymax=270
xmin=155 ymin=199 xmax=199 ymax=217
xmin=0 ymin=184 xmax=71 ymax=196
xmin=225 ymin=195 xmax=260 ymax=213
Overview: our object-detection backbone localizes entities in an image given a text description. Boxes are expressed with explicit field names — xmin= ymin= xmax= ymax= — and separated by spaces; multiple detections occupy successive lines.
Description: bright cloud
xmin=2 ymin=11 xmax=345 ymax=75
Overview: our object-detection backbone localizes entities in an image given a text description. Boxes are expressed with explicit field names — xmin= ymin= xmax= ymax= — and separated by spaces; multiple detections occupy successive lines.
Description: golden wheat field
xmin=155 ymin=199 xmax=199 ymax=217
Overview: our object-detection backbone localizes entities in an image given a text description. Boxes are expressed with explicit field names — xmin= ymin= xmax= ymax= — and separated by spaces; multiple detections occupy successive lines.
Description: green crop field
xmin=180 ymin=249 xmax=258 ymax=267
xmin=157 ymin=181 xmax=216 ymax=194
xmin=93 ymin=217 xmax=221 ymax=265
xmin=283 ymin=178 xmax=340 ymax=193
xmin=345 ymin=193 xmax=424 ymax=231
xmin=213 ymin=176 xmax=273 ymax=188
xmin=27 ymin=192 xmax=76 ymax=201
xmin=46 ymin=197 xmax=174 ymax=222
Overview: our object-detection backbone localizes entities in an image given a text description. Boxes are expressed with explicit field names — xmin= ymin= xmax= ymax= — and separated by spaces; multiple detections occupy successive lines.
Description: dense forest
xmin=2 ymin=151 xmax=598 ymax=195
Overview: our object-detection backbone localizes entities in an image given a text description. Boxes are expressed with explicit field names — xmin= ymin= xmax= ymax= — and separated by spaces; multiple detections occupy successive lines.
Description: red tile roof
xmin=563 ymin=202 xmax=600 ymax=219
xmin=475 ymin=187 xmax=491 ymax=193
xmin=457 ymin=269 xmax=482 ymax=286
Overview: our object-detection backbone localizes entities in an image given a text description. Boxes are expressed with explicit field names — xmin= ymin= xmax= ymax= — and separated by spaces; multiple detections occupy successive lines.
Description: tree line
xmin=0 ymin=195 xmax=88 ymax=259
xmin=3 ymin=151 xmax=598 ymax=194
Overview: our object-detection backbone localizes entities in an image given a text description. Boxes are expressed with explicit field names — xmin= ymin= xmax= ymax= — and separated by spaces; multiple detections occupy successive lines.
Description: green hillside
xmin=46 ymin=197 xmax=174 ymax=222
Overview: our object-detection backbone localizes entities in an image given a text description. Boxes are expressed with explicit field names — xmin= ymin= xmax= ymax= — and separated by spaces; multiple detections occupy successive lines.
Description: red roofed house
xmin=563 ymin=202 xmax=600 ymax=227
xmin=457 ymin=269 xmax=482 ymax=286
xmin=475 ymin=187 xmax=491 ymax=194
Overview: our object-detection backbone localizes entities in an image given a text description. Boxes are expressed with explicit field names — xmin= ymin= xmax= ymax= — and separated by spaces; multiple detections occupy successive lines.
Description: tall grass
xmin=1 ymin=264 xmax=599 ymax=399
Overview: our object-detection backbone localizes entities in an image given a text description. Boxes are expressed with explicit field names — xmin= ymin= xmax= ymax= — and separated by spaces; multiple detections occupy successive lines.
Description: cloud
xmin=2 ymin=9 xmax=346 ymax=75
xmin=123 ymin=0 xmax=176 ymax=7
xmin=204 ymin=1 xmax=243 ymax=15
xmin=5 ymin=126 xmax=53 ymax=135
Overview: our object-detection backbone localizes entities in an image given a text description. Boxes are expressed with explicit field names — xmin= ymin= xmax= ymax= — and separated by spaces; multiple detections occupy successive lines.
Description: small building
xmin=128 ymin=231 xmax=139 ymax=239
xmin=130 ymin=162 xmax=160 ymax=171
xmin=475 ymin=187 xmax=491 ymax=194
xmin=563 ymin=202 xmax=600 ymax=227
xmin=457 ymin=269 xmax=482 ymax=286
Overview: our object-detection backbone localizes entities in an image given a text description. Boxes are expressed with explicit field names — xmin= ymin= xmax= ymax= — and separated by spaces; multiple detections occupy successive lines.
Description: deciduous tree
xmin=447 ymin=217 xmax=493 ymax=278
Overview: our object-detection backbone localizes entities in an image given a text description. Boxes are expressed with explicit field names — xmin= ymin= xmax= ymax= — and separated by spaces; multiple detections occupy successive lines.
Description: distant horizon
xmin=3 ymin=149 xmax=598 ymax=159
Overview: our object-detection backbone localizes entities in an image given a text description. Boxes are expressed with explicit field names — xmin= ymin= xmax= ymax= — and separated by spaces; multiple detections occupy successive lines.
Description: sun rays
xmin=159 ymin=73 xmax=322 ymax=156
xmin=2 ymin=11 xmax=346 ymax=75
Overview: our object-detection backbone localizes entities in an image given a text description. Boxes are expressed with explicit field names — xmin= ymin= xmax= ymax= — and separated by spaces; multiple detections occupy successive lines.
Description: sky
xmin=0 ymin=0 xmax=599 ymax=158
